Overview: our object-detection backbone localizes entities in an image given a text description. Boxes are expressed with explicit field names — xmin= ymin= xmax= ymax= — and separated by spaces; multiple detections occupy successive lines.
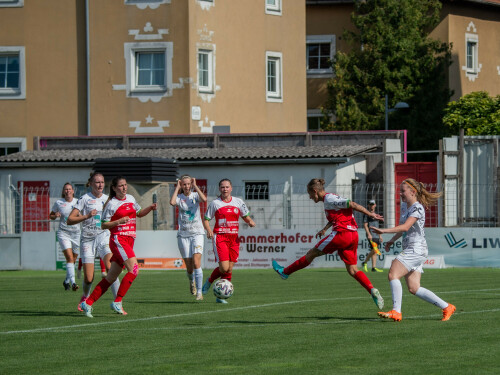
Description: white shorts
xmin=57 ymin=230 xmax=80 ymax=254
xmin=80 ymin=231 xmax=111 ymax=264
xmin=177 ymin=235 xmax=204 ymax=259
xmin=395 ymin=251 xmax=427 ymax=273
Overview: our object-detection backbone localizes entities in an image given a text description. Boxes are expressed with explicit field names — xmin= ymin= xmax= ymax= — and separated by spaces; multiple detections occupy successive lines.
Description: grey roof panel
xmin=0 ymin=144 xmax=377 ymax=164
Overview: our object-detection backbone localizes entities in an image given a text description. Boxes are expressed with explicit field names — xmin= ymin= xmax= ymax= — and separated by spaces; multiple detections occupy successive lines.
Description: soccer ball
xmin=213 ymin=279 xmax=234 ymax=299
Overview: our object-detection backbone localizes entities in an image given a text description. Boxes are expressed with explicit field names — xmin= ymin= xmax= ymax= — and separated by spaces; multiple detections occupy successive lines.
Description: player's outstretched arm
xmin=137 ymin=203 xmax=157 ymax=218
xmin=243 ymin=215 xmax=256 ymax=228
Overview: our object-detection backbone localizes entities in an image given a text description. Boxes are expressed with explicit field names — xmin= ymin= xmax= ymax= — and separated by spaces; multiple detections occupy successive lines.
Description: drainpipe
xmin=85 ymin=0 xmax=91 ymax=135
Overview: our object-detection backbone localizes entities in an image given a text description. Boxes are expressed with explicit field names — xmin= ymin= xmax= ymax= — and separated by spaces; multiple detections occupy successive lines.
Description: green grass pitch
xmin=1 ymin=268 xmax=499 ymax=375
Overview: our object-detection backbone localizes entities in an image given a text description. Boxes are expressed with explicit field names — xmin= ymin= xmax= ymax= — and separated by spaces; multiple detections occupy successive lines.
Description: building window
xmin=0 ymin=137 xmax=26 ymax=155
xmin=466 ymin=40 xmax=477 ymax=72
xmin=136 ymin=51 xmax=165 ymax=87
xmin=266 ymin=51 xmax=282 ymax=102
xmin=306 ymin=35 xmax=335 ymax=77
xmin=265 ymin=0 xmax=281 ymax=15
xmin=124 ymin=42 xmax=173 ymax=99
xmin=307 ymin=44 xmax=330 ymax=70
xmin=198 ymin=49 xmax=213 ymax=93
xmin=245 ymin=182 xmax=269 ymax=200
xmin=0 ymin=55 xmax=19 ymax=89
xmin=0 ymin=47 xmax=25 ymax=99
xmin=0 ymin=0 xmax=23 ymax=7
xmin=0 ymin=146 xmax=19 ymax=156
xmin=462 ymin=30 xmax=481 ymax=81
xmin=125 ymin=0 xmax=170 ymax=9
xmin=307 ymin=115 xmax=322 ymax=132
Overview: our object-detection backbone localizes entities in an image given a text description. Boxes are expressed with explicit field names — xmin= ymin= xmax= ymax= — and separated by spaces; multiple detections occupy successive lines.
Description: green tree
xmin=443 ymin=91 xmax=500 ymax=136
xmin=325 ymin=0 xmax=453 ymax=155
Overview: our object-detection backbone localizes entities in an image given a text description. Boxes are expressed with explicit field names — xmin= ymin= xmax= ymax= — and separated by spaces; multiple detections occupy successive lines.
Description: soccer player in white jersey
xmin=80 ymin=176 xmax=157 ymax=317
xmin=202 ymin=178 xmax=256 ymax=303
xmin=49 ymin=183 xmax=80 ymax=292
xmin=67 ymin=172 xmax=120 ymax=312
xmin=170 ymin=175 xmax=207 ymax=301
xmin=272 ymin=178 xmax=385 ymax=309
xmin=371 ymin=178 xmax=456 ymax=322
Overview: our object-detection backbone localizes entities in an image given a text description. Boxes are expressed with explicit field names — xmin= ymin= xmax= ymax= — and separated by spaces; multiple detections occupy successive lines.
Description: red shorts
xmin=213 ymin=233 xmax=239 ymax=263
xmin=110 ymin=235 xmax=136 ymax=267
xmin=315 ymin=230 xmax=358 ymax=265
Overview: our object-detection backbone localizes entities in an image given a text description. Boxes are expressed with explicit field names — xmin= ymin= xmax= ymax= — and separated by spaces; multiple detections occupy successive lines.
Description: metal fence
xmin=0 ymin=182 xmax=498 ymax=235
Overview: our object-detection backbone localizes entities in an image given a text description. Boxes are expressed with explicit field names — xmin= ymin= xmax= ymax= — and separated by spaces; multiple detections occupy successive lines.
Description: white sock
xmin=187 ymin=271 xmax=194 ymax=281
xmin=390 ymin=279 xmax=403 ymax=313
xmin=415 ymin=287 xmax=448 ymax=309
xmin=82 ymin=280 xmax=93 ymax=297
xmin=194 ymin=268 xmax=203 ymax=295
xmin=111 ymin=278 xmax=120 ymax=299
xmin=66 ymin=263 xmax=75 ymax=284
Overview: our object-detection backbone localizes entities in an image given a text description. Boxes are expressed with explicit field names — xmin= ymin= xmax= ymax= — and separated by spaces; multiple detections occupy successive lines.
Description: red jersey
xmin=323 ymin=193 xmax=357 ymax=232
xmin=204 ymin=196 xmax=250 ymax=234
xmin=102 ymin=194 xmax=141 ymax=238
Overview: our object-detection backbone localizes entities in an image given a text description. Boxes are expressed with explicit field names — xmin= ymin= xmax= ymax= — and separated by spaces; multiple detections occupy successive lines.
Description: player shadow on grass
xmin=134 ymin=300 xmax=193 ymax=305
xmin=297 ymin=315 xmax=380 ymax=322
xmin=1 ymin=310 xmax=82 ymax=317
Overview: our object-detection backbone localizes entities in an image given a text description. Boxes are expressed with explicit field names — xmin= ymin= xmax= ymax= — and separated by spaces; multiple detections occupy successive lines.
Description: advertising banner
xmin=202 ymin=229 xmax=405 ymax=269
xmin=203 ymin=228 xmax=500 ymax=269
xmin=54 ymin=228 xmax=500 ymax=271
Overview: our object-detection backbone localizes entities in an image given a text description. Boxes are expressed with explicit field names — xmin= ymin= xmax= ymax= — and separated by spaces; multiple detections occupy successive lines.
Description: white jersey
xmin=175 ymin=192 xmax=205 ymax=237
xmin=51 ymin=198 xmax=80 ymax=233
xmin=400 ymin=201 xmax=428 ymax=256
xmin=74 ymin=192 xmax=109 ymax=240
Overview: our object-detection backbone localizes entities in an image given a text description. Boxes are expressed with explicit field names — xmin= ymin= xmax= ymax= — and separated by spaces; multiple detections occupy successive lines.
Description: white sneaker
xmin=371 ymin=288 xmax=384 ymax=310
xmin=196 ymin=294 xmax=203 ymax=301
xmin=110 ymin=301 xmax=125 ymax=315
xmin=80 ymin=301 xmax=93 ymax=318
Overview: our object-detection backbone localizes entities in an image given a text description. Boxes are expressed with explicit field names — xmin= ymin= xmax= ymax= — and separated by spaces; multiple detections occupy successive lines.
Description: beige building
xmin=0 ymin=0 xmax=306 ymax=152
xmin=305 ymin=0 xmax=500 ymax=130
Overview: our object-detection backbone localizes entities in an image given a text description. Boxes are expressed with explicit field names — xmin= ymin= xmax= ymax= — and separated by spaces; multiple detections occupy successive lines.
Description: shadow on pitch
xmin=296 ymin=315 xmax=379 ymax=322
xmin=134 ymin=300 xmax=193 ymax=305
xmin=0 ymin=310 xmax=82 ymax=317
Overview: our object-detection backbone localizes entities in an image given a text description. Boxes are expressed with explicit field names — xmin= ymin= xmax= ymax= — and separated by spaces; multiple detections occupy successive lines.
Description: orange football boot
xmin=378 ymin=310 xmax=402 ymax=322
xmin=442 ymin=304 xmax=456 ymax=321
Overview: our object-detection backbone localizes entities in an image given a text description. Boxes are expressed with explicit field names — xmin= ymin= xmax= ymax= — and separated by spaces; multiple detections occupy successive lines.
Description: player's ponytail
xmin=307 ymin=178 xmax=326 ymax=192
xmin=403 ymin=178 xmax=442 ymax=209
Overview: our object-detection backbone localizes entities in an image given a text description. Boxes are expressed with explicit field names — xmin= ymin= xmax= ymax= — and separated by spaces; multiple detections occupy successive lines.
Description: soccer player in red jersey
xmin=272 ymin=178 xmax=385 ymax=309
xmin=79 ymin=176 xmax=156 ymax=318
xmin=202 ymin=179 xmax=256 ymax=303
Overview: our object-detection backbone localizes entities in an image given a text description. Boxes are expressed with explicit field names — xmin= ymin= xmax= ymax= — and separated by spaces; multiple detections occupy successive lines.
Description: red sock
xmin=99 ymin=258 xmax=106 ymax=273
xmin=115 ymin=271 xmax=137 ymax=302
xmin=78 ymin=258 xmax=82 ymax=270
xmin=222 ymin=272 xmax=232 ymax=281
xmin=284 ymin=256 xmax=311 ymax=275
xmin=353 ymin=271 xmax=373 ymax=293
xmin=209 ymin=267 xmax=222 ymax=283
xmin=86 ymin=278 xmax=111 ymax=305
